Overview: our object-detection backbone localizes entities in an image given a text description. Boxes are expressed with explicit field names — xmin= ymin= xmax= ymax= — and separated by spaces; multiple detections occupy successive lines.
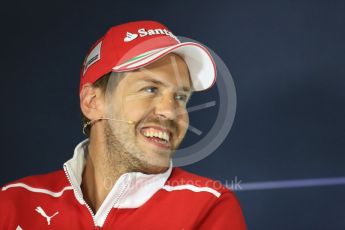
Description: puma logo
xmin=35 ymin=206 xmax=59 ymax=225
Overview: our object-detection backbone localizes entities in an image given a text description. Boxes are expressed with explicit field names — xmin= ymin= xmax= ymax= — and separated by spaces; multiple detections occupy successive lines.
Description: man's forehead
xmin=121 ymin=53 xmax=192 ymax=92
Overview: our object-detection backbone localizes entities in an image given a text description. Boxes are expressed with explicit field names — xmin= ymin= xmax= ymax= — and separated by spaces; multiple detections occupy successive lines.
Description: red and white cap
xmin=80 ymin=20 xmax=216 ymax=92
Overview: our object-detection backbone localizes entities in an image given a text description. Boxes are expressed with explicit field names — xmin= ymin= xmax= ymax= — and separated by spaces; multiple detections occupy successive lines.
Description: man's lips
xmin=138 ymin=126 xmax=173 ymax=149
xmin=140 ymin=126 xmax=173 ymax=136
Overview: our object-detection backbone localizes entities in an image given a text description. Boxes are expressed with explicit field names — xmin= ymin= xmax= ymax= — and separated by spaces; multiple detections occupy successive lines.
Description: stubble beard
xmin=103 ymin=120 xmax=171 ymax=175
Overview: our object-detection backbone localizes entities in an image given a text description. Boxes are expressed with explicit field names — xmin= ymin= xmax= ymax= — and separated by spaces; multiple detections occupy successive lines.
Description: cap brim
xmin=112 ymin=42 xmax=216 ymax=91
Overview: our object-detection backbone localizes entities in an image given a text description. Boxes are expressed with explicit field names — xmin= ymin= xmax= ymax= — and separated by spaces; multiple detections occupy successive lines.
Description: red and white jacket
xmin=0 ymin=140 xmax=247 ymax=230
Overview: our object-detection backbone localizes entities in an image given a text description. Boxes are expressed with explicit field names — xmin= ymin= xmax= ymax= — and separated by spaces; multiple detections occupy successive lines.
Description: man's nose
xmin=153 ymin=95 xmax=177 ymax=120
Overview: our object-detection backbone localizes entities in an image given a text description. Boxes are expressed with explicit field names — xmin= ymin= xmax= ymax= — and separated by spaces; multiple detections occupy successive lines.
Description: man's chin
xmin=134 ymin=159 xmax=170 ymax=174
xmin=138 ymin=153 xmax=171 ymax=174
xmin=141 ymin=164 xmax=170 ymax=174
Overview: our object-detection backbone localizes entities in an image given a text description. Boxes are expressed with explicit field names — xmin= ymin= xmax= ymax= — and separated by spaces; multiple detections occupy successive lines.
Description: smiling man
xmin=0 ymin=21 xmax=246 ymax=229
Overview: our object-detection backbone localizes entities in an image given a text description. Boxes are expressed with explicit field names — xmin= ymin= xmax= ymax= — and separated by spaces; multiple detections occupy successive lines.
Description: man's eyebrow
xmin=136 ymin=78 xmax=192 ymax=93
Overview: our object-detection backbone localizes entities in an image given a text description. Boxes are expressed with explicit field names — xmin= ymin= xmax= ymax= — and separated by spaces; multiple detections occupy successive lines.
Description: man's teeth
xmin=143 ymin=130 xmax=170 ymax=142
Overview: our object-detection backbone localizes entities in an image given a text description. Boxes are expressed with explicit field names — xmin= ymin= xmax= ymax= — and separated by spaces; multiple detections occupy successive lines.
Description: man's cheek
xmin=123 ymin=106 xmax=143 ymax=120
xmin=176 ymin=123 xmax=187 ymax=142
xmin=128 ymin=101 xmax=151 ymax=114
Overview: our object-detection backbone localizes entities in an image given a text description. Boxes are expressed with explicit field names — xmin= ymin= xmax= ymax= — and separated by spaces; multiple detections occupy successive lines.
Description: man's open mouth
xmin=139 ymin=127 xmax=172 ymax=148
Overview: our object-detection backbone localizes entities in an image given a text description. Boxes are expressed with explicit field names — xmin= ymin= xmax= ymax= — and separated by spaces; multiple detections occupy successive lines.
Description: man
xmin=0 ymin=21 xmax=246 ymax=229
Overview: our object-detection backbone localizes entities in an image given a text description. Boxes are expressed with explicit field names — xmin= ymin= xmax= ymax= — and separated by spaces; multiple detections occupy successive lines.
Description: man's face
xmin=103 ymin=53 xmax=192 ymax=172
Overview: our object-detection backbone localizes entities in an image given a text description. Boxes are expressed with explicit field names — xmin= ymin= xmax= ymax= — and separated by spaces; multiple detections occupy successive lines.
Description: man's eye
xmin=175 ymin=94 xmax=188 ymax=102
xmin=143 ymin=86 xmax=158 ymax=93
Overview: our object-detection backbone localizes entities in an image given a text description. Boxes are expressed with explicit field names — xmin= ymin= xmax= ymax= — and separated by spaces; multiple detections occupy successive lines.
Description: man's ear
xmin=80 ymin=83 xmax=105 ymax=120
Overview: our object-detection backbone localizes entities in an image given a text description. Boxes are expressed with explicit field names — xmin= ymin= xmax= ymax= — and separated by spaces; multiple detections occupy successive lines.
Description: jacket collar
xmin=64 ymin=139 xmax=172 ymax=209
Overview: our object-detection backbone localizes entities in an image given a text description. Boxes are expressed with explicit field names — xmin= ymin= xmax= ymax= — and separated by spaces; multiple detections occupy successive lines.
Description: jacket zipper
xmin=63 ymin=165 xmax=98 ymax=227
xmin=63 ymin=165 xmax=130 ymax=229
xmin=101 ymin=174 xmax=130 ymax=227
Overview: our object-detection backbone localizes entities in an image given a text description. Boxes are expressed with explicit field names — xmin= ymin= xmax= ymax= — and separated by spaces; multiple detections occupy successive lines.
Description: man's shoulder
xmin=0 ymin=170 xmax=76 ymax=227
xmin=164 ymin=168 xmax=246 ymax=229
xmin=1 ymin=169 xmax=70 ymax=198
xmin=166 ymin=167 xmax=231 ymax=197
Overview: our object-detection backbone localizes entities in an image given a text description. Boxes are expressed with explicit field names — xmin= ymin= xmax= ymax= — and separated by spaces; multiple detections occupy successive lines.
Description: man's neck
xmin=80 ymin=138 xmax=128 ymax=213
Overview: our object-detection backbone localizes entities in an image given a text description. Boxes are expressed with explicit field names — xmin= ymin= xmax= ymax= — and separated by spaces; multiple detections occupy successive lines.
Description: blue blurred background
xmin=1 ymin=0 xmax=344 ymax=229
